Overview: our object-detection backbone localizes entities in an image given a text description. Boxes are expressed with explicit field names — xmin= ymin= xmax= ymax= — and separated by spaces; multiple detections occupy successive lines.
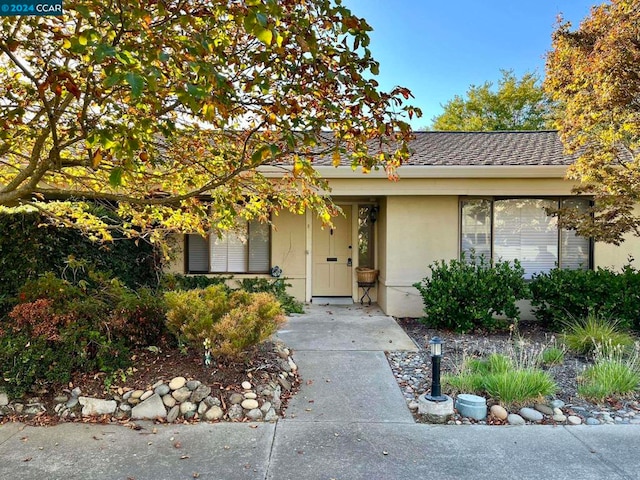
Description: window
xmin=461 ymin=198 xmax=591 ymax=278
xmin=358 ymin=205 xmax=376 ymax=268
xmin=186 ymin=219 xmax=270 ymax=273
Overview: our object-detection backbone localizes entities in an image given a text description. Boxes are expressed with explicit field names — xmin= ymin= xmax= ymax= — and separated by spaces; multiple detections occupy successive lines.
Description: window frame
xmin=459 ymin=196 xmax=594 ymax=273
xmin=184 ymin=220 xmax=272 ymax=274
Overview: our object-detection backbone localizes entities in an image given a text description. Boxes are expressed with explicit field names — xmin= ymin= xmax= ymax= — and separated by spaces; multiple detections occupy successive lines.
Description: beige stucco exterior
xmin=169 ymin=168 xmax=640 ymax=319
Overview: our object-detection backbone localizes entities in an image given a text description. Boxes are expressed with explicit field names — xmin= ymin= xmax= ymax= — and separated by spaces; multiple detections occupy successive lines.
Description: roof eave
xmin=259 ymin=165 xmax=570 ymax=179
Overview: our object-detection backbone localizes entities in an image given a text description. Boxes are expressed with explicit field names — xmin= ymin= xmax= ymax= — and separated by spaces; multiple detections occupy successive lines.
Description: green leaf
xmin=125 ymin=73 xmax=144 ymax=98
xmin=256 ymin=28 xmax=273 ymax=45
xmin=115 ymin=51 xmax=136 ymax=65
xmin=256 ymin=13 xmax=268 ymax=27
xmin=109 ymin=167 xmax=123 ymax=187
xmin=104 ymin=73 xmax=123 ymax=88
xmin=251 ymin=146 xmax=268 ymax=164
xmin=76 ymin=5 xmax=91 ymax=18
xmin=94 ymin=44 xmax=116 ymax=63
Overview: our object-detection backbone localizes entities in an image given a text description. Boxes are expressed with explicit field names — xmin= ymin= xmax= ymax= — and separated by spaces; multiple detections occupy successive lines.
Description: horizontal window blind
xmin=206 ymin=219 xmax=270 ymax=273
xmin=248 ymin=221 xmax=270 ymax=272
xmin=187 ymin=234 xmax=209 ymax=272
xmin=494 ymin=199 xmax=558 ymax=278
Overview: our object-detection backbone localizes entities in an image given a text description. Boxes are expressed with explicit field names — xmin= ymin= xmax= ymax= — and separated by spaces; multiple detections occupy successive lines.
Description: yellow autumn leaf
xmin=332 ymin=150 xmax=341 ymax=167
xmin=91 ymin=149 xmax=102 ymax=169
xmin=293 ymin=160 xmax=303 ymax=177
xmin=256 ymin=28 xmax=273 ymax=45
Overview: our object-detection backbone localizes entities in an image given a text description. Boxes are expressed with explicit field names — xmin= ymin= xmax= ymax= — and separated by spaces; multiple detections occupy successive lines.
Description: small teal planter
xmin=455 ymin=394 xmax=487 ymax=420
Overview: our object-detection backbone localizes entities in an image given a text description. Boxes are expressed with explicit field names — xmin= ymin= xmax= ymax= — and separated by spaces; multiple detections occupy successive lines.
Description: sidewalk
xmin=1 ymin=304 xmax=640 ymax=480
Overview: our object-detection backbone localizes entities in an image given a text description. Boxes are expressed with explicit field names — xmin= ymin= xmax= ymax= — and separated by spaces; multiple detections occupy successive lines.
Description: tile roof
xmin=310 ymin=130 xmax=576 ymax=167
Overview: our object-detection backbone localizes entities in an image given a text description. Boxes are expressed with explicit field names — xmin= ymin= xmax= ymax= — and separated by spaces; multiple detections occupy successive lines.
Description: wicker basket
xmin=356 ymin=267 xmax=378 ymax=284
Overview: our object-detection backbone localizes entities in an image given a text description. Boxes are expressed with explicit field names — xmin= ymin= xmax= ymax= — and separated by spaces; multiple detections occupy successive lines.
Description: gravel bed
xmin=388 ymin=318 xmax=640 ymax=425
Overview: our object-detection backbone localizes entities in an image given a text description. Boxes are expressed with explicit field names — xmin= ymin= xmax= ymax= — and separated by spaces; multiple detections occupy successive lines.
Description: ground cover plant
xmin=443 ymin=352 xmax=557 ymax=407
xmin=563 ymin=314 xmax=635 ymax=357
xmin=578 ymin=345 xmax=640 ymax=403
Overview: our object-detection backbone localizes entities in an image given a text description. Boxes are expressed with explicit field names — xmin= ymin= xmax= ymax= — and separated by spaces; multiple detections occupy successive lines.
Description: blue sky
xmin=341 ymin=0 xmax=598 ymax=129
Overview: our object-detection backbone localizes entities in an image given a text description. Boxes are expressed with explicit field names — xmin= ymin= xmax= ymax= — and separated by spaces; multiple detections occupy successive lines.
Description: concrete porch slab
xmin=311 ymin=297 xmax=354 ymax=305
xmin=277 ymin=304 xmax=418 ymax=352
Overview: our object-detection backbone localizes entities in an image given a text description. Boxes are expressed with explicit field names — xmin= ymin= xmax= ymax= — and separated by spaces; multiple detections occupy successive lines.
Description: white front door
xmin=312 ymin=206 xmax=353 ymax=296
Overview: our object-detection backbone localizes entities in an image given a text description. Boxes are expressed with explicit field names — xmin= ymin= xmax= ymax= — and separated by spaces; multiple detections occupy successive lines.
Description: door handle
xmin=347 ymin=258 xmax=352 ymax=267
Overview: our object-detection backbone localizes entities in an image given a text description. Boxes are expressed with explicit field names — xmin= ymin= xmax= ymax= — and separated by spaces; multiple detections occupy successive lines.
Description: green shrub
xmin=212 ymin=291 xmax=286 ymax=358
xmin=578 ymin=348 xmax=640 ymax=402
xmin=17 ymin=273 xmax=83 ymax=306
xmin=236 ymin=277 xmax=304 ymax=314
xmin=161 ymin=274 xmax=303 ymax=315
xmin=0 ymin=273 xmax=169 ymax=396
xmin=0 ymin=209 xmax=160 ymax=315
xmin=413 ymin=253 xmax=529 ymax=333
xmin=0 ymin=300 xmax=131 ymax=397
xmin=160 ymin=273 xmax=231 ymax=292
xmin=530 ymin=264 xmax=640 ymax=330
xmin=164 ymin=285 xmax=286 ymax=358
xmin=110 ymin=287 xmax=168 ymax=347
xmin=563 ymin=314 xmax=635 ymax=357
xmin=164 ymin=284 xmax=230 ymax=344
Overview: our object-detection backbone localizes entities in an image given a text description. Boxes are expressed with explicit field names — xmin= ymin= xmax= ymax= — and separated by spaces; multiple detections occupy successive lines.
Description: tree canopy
xmin=430 ymin=70 xmax=553 ymax=131
xmin=545 ymin=0 xmax=640 ymax=244
xmin=0 ymin=0 xmax=419 ymax=245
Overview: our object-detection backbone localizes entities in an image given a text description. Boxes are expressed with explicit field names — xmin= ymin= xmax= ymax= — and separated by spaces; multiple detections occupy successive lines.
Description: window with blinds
xmin=186 ymin=219 xmax=270 ymax=274
xmin=460 ymin=197 xmax=591 ymax=278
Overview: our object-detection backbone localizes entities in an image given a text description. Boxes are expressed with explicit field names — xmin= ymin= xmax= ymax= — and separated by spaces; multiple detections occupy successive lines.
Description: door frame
xmin=305 ymin=203 xmax=361 ymax=302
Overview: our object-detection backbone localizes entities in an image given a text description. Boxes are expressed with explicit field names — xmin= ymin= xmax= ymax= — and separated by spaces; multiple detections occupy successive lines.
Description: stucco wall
xmin=593 ymin=206 xmax=640 ymax=270
xmin=595 ymin=238 xmax=640 ymax=271
xmin=376 ymin=197 xmax=389 ymax=312
xmin=380 ymin=195 xmax=459 ymax=318
xmin=270 ymin=210 xmax=307 ymax=300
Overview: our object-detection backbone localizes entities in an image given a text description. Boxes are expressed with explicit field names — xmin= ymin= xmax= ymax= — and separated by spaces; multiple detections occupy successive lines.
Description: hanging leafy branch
xmin=0 ymin=0 xmax=420 ymax=244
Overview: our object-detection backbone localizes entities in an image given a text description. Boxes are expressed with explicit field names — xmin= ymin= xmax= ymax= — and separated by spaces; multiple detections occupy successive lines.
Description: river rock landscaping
xmin=389 ymin=318 xmax=640 ymax=426
xmin=0 ymin=340 xmax=299 ymax=426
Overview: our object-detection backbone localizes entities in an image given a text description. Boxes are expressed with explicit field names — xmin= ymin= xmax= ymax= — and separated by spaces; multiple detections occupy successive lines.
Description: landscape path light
xmin=417 ymin=336 xmax=454 ymax=422
xmin=427 ymin=336 xmax=447 ymax=401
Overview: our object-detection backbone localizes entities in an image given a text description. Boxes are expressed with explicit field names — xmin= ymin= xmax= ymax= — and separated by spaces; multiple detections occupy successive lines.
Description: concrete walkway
xmin=2 ymin=304 xmax=640 ymax=479
xmin=277 ymin=304 xmax=417 ymax=424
